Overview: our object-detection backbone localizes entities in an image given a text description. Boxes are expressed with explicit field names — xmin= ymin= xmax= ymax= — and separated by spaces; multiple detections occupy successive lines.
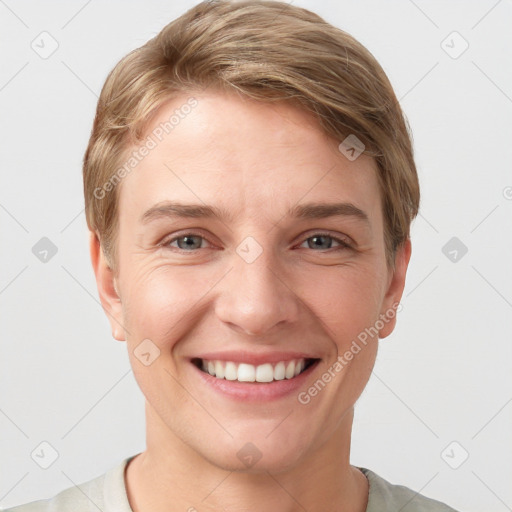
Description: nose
xmin=214 ymin=245 xmax=300 ymax=337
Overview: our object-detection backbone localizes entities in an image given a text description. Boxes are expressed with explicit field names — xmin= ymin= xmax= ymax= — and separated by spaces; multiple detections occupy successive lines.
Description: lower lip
xmin=192 ymin=360 xmax=320 ymax=402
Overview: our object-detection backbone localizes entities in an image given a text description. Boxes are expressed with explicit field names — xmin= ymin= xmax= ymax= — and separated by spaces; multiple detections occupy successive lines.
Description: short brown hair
xmin=83 ymin=0 xmax=419 ymax=273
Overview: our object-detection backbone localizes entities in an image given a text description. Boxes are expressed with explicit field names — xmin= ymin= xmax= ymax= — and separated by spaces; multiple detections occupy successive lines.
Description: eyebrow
xmin=140 ymin=200 xmax=370 ymax=225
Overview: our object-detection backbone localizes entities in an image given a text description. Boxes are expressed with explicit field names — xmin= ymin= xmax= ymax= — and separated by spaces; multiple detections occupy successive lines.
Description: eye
xmin=160 ymin=231 xmax=351 ymax=253
xmin=163 ymin=233 xmax=211 ymax=251
xmin=299 ymin=233 xmax=351 ymax=251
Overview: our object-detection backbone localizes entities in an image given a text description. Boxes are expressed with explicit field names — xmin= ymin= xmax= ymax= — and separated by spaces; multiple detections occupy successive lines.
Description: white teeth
xmin=294 ymin=359 xmax=304 ymax=377
xmin=214 ymin=360 xmax=225 ymax=379
xmin=255 ymin=363 xmax=274 ymax=383
xmin=274 ymin=361 xmax=285 ymax=381
xmin=238 ymin=363 xmax=256 ymax=382
xmin=198 ymin=358 xmax=311 ymax=382
xmin=225 ymin=361 xmax=237 ymax=381
xmin=285 ymin=361 xmax=295 ymax=379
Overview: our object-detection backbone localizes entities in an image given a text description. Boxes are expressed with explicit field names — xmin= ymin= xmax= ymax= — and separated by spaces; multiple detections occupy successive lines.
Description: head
xmin=85 ymin=0 xmax=419 ymax=472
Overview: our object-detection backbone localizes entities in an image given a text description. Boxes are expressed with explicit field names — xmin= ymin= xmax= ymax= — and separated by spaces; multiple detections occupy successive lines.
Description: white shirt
xmin=2 ymin=455 xmax=459 ymax=511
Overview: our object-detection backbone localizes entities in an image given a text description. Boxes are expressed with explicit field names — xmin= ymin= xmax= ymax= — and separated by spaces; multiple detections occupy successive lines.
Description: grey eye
xmin=172 ymin=235 xmax=204 ymax=250
xmin=308 ymin=235 xmax=333 ymax=250
xmin=299 ymin=233 xmax=350 ymax=251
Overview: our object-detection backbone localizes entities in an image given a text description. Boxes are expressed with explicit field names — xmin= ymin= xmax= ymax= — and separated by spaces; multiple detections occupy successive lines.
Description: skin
xmin=90 ymin=89 xmax=411 ymax=512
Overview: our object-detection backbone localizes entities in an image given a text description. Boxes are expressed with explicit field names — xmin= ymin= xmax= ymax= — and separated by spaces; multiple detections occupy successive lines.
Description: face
xmin=91 ymin=89 xmax=410 ymax=473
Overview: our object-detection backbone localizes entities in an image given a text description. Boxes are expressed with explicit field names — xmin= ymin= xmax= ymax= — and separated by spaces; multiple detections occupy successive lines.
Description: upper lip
xmin=191 ymin=350 xmax=320 ymax=366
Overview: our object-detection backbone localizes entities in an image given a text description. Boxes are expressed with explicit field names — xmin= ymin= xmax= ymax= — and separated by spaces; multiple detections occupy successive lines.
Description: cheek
xmin=120 ymin=265 xmax=216 ymax=345
xmin=295 ymin=265 xmax=385 ymax=349
xmin=120 ymin=267 xmax=204 ymax=394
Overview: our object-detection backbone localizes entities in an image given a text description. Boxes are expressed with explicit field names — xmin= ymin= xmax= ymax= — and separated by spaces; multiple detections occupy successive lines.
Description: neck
xmin=125 ymin=402 xmax=368 ymax=512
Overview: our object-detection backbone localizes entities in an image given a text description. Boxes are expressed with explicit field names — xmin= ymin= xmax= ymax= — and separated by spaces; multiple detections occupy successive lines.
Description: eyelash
xmin=160 ymin=231 xmax=352 ymax=253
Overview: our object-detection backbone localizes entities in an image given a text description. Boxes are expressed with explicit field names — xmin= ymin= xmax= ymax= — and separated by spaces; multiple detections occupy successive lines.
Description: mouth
xmin=192 ymin=357 xmax=319 ymax=383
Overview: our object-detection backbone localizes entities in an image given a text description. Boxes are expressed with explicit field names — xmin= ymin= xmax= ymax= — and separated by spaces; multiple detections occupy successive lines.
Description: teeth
xmin=274 ymin=361 xmax=285 ymax=381
xmin=285 ymin=361 xmax=295 ymax=379
xmin=214 ymin=360 xmax=225 ymax=379
xmin=255 ymin=363 xmax=273 ymax=383
xmin=238 ymin=363 xmax=256 ymax=382
xmin=198 ymin=358 xmax=310 ymax=382
xmin=225 ymin=361 xmax=237 ymax=381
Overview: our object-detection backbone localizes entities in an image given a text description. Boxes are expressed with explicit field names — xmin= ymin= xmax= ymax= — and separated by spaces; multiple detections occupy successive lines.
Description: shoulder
xmin=359 ymin=467 xmax=460 ymax=512
xmin=1 ymin=476 xmax=105 ymax=512
xmin=2 ymin=457 xmax=134 ymax=512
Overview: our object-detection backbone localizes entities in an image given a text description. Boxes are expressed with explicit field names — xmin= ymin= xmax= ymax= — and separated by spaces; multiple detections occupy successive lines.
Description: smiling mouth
xmin=192 ymin=357 xmax=318 ymax=383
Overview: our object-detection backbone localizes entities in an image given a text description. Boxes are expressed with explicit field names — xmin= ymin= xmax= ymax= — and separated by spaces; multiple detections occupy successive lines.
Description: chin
xmin=195 ymin=429 xmax=313 ymax=475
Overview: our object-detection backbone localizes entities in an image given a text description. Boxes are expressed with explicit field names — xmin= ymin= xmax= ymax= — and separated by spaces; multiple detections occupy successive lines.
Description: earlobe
xmin=89 ymin=231 xmax=126 ymax=342
xmin=378 ymin=239 xmax=412 ymax=339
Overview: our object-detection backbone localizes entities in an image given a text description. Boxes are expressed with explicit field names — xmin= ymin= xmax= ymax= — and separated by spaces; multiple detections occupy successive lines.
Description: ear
xmin=89 ymin=231 xmax=126 ymax=341
xmin=378 ymin=239 xmax=412 ymax=339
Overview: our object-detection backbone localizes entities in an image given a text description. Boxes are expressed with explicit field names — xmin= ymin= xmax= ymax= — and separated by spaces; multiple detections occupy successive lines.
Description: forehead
xmin=117 ymin=90 xmax=382 ymax=225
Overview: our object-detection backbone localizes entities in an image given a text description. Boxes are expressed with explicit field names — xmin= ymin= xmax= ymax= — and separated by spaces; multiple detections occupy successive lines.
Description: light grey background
xmin=1 ymin=1 xmax=511 ymax=511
